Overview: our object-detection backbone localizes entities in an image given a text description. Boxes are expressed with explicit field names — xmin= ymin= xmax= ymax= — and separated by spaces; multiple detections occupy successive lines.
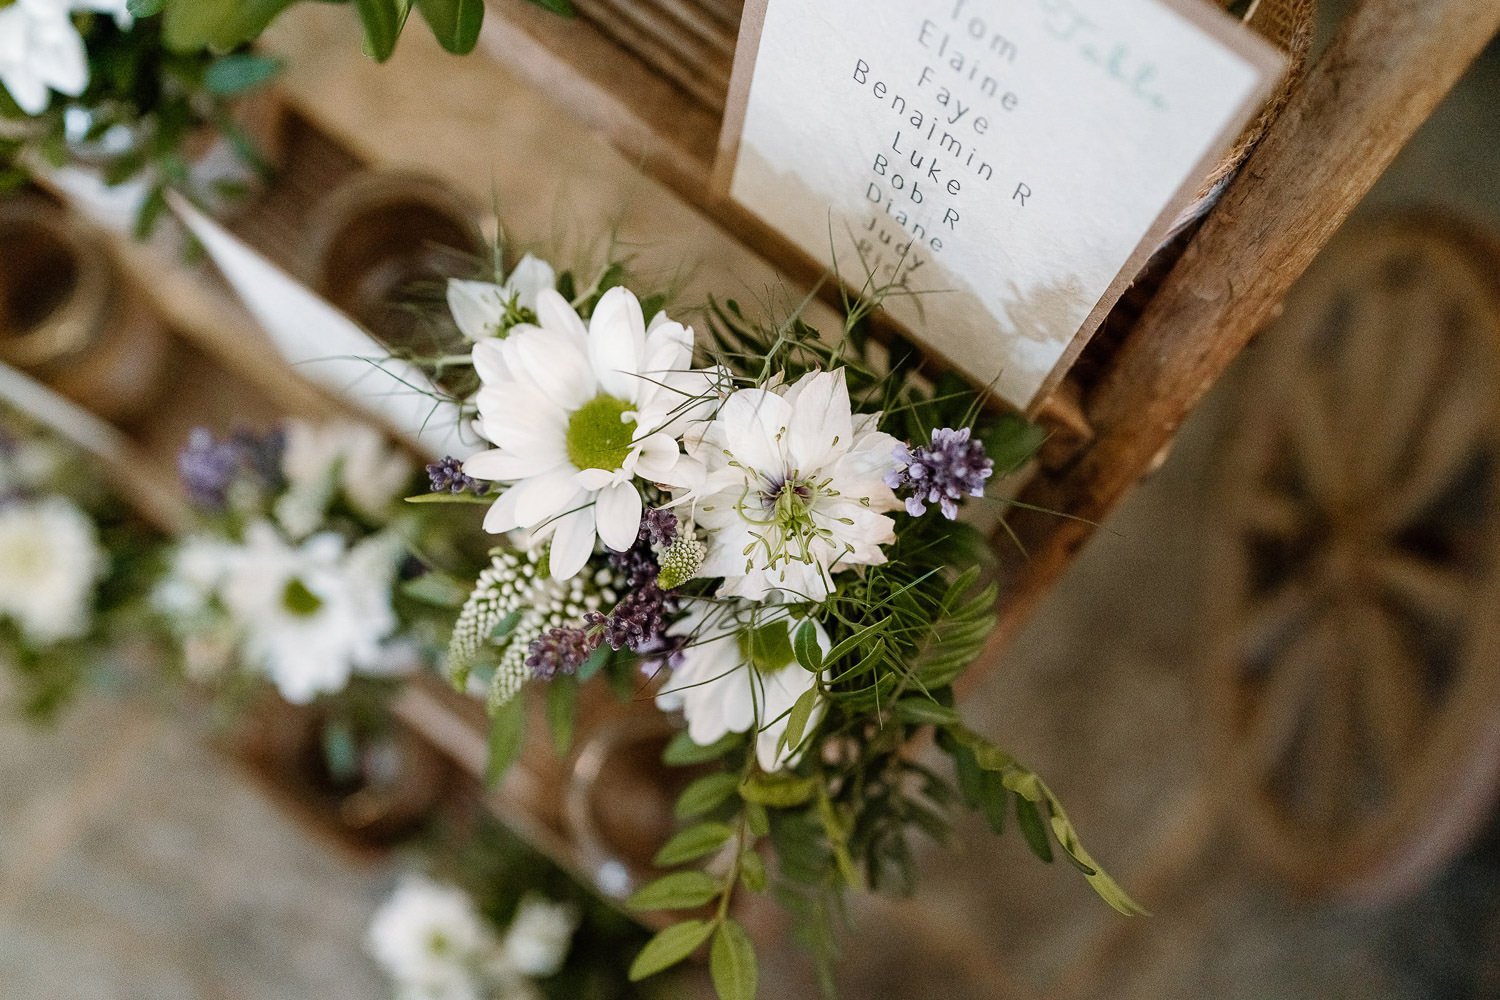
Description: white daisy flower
xmin=217 ymin=522 xmax=401 ymax=704
xmin=446 ymin=254 xmax=557 ymax=342
xmin=500 ymin=895 xmax=578 ymax=979
xmin=463 ymin=286 xmax=705 ymax=581
xmin=0 ymin=497 xmax=105 ymax=645
xmin=681 ymin=369 xmax=902 ymax=602
xmin=367 ymin=876 xmax=496 ymax=1000
xmin=276 ymin=420 xmax=413 ymax=537
xmin=0 ymin=0 xmax=89 ymax=116
xmin=656 ymin=604 xmax=829 ymax=772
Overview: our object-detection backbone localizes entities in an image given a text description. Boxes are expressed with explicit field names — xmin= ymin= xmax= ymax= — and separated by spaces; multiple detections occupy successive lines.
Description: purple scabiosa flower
xmin=426 ymin=456 xmax=490 ymax=496
xmin=639 ymin=508 xmax=678 ymax=547
xmin=885 ymin=427 xmax=994 ymax=520
xmin=178 ymin=428 xmax=286 ymax=511
xmin=527 ymin=626 xmax=599 ymax=680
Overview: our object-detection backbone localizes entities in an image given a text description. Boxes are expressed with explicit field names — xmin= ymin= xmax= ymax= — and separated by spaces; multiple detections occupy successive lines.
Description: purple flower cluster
xmin=426 ymin=456 xmax=490 ymax=496
xmin=527 ymin=626 xmax=596 ymax=680
xmin=178 ymin=427 xmax=285 ymax=511
xmin=523 ymin=509 xmax=682 ymax=679
xmin=886 ymin=427 xmax=994 ymax=520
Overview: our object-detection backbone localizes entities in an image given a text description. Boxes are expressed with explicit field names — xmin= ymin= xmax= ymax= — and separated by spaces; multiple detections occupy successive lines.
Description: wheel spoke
xmin=1241 ymin=608 xmax=1328 ymax=781
xmin=1351 ymin=601 xmax=1425 ymax=782
xmin=1379 ymin=359 xmax=1492 ymax=529
xmin=1372 ymin=550 xmax=1470 ymax=624
xmin=1300 ymin=616 xmax=1361 ymax=832
xmin=1356 ymin=284 xmax=1454 ymax=490
xmin=1287 ymin=377 xmax=1345 ymax=509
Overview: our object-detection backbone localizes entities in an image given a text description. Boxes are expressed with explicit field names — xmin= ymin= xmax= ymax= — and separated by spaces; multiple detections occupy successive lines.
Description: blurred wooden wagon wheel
xmin=1207 ymin=216 xmax=1500 ymax=902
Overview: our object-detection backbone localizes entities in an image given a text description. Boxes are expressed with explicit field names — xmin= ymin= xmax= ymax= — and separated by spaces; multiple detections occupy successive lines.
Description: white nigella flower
xmin=152 ymin=534 xmax=232 ymax=620
xmin=0 ymin=0 xmax=89 ymax=116
xmin=276 ymin=420 xmax=413 ymax=537
xmin=0 ymin=497 xmax=105 ymax=645
xmin=217 ymin=521 xmax=400 ymax=704
xmin=367 ymin=876 xmax=496 ymax=1000
xmin=656 ymin=604 xmax=829 ymax=772
xmin=463 ymin=286 xmax=704 ymax=581
xmin=500 ymin=895 xmax=578 ymax=979
xmin=682 ymin=369 xmax=902 ymax=602
xmin=447 ymin=254 xmax=557 ymax=342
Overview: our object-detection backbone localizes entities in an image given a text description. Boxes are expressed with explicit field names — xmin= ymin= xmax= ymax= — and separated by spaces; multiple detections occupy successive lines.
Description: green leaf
xmin=628 ymin=920 xmax=714 ymax=981
xmin=405 ymin=492 xmax=494 ymax=505
xmin=739 ymin=849 xmax=767 ymax=892
xmin=979 ymin=770 xmax=1008 ymax=836
xmin=710 ymin=920 xmax=758 ymax=1000
xmin=415 ymin=0 xmax=484 ymax=54
xmin=1014 ymin=792 xmax=1053 ymax=864
xmin=792 ymin=619 xmax=823 ymax=672
xmin=627 ymin=871 xmax=720 ymax=912
xmin=484 ymin=693 xmax=526 ymax=787
xmin=745 ymin=801 xmax=770 ymax=838
xmin=577 ymin=643 xmax=610 ymax=682
xmin=674 ymin=772 xmax=740 ymax=819
xmin=163 ymin=0 xmax=295 ymax=51
xmin=127 ymin=0 xmax=167 ymax=16
xmin=654 ymin=822 xmax=734 ymax=867
xmin=662 ymin=729 xmax=741 ymax=767
xmin=525 ymin=0 xmax=577 ymax=15
xmin=355 ymin=0 xmax=406 ymax=61
xmin=400 ymin=572 xmax=472 ymax=608
xmin=782 ymin=686 xmax=820 ymax=754
xmin=894 ymin=698 xmax=962 ymax=727
xmin=203 ymin=54 xmax=283 ymax=96
xmin=545 ymin=674 xmax=577 ymax=756
xmin=739 ymin=772 xmax=816 ymax=808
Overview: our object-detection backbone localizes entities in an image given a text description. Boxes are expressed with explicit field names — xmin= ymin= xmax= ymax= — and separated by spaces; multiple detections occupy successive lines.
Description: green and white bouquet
xmin=0 ymin=405 xmax=159 ymax=717
xmin=414 ymin=253 xmax=1142 ymax=998
xmin=0 ymin=0 xmax=280 ymax=235
xmin=153 ymin=418 xmax=439 ymax=702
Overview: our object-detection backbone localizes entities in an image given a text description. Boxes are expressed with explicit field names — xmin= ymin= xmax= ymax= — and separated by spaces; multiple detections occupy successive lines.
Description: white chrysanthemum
xmin=152 ymin=535 xmax=232 ymax=620
xmin=0 ymin=497 xmax=105 ymax=645
xmin=276 ymin=420 xmax=413 ymax=537
xmin=217 ymin=522 xmax=401 ymax=704
xmin=463 ymin=286 xmax=704 ymax=580
xmin=0 ymin=0 xmax=89 ymax=116
xmin=681 ymin=369 xmax=902 ymax=602
xmin=447 ymin=254 xmax=557 ymax=342
xmin=501 ymin=895 xmax=578 ymax=979
xmin=656 ymin=604 xmax=829 ymax=772
xmin=367 ymin=876 xmax=495 ymax=1000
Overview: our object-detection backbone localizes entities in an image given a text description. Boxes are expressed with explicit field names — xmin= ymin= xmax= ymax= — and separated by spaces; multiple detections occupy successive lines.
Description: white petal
xmin=587 ymin=286 xmax=647 ymax=400
xmin=447 ymin=279 xmax=505 ymax=341
xmin=546 ymin=508 xmax=596 ymax=580
xmin=535 ymin=289 xmax=589 ymax=349
xmin=509 ymin=327 xmax=594 ymax=411
xmin=471 ymin=338 xmax=513 ymax=385
xmin=787 ymin=371 xmax=854 ymax=472
xmin=512 ymin=469 xmax=583 ymax=527
xmin=630 ymin=433 xmax=681 ymax=483
xmin=506 ymin=255 xmax=556 ymax=312
xmin=483 ymin=487 xmax=522 ymax=534
xmin=460 ymin=449 xmax=522 ymax=483
xmin=594 ymin=482 xmax=643 ymax=551
xmin=572 ymin=468 xmax=617 ymax=492
xmin=719 ymin=388 xmax=793 ymax=473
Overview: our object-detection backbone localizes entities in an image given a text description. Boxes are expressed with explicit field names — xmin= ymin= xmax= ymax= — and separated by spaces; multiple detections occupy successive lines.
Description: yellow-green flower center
xmin=566 ymin=394 xmax=637 ymax=472
xmin=281 ymin=578 xmax=324 ymax=617
xmin=737 ymin=622 xmax=795 ymax=675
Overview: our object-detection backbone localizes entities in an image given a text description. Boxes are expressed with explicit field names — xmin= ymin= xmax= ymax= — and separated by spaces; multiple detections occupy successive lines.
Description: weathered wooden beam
xmin=983 ymin=0 xmax=1500 ymax=658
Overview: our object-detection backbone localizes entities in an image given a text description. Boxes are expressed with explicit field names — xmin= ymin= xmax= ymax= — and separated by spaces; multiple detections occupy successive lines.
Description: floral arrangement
xmin=0 ymin=405 xmax=159 ymax=717
xmin=153 ymin=419 xmax=440 ymax=702
xmin=369 ymin=816 xmax=669 ymax=1000
xmin=135 ymin=0 xmax=575 ymax=64
xmin=0 ymin=0 xmax=280 ymax=235
xmin=413 ymin=252 xmax=1142 ymax=998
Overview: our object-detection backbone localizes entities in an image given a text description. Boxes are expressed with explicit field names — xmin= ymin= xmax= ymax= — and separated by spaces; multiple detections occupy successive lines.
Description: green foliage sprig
xmin=133 ymin=0 xmax=575 ymax=62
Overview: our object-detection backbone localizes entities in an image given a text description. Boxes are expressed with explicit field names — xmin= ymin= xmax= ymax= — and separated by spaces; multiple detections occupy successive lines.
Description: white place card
xmin=720 ymin=0 xmax=1285 ymax=411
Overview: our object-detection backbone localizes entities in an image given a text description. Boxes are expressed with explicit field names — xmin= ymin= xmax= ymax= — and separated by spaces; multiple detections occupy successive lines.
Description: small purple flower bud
xmin=887 ymin=426 xmax=995 ymax=521
xmin=426 ymin=456 xmax=490 ymax=496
